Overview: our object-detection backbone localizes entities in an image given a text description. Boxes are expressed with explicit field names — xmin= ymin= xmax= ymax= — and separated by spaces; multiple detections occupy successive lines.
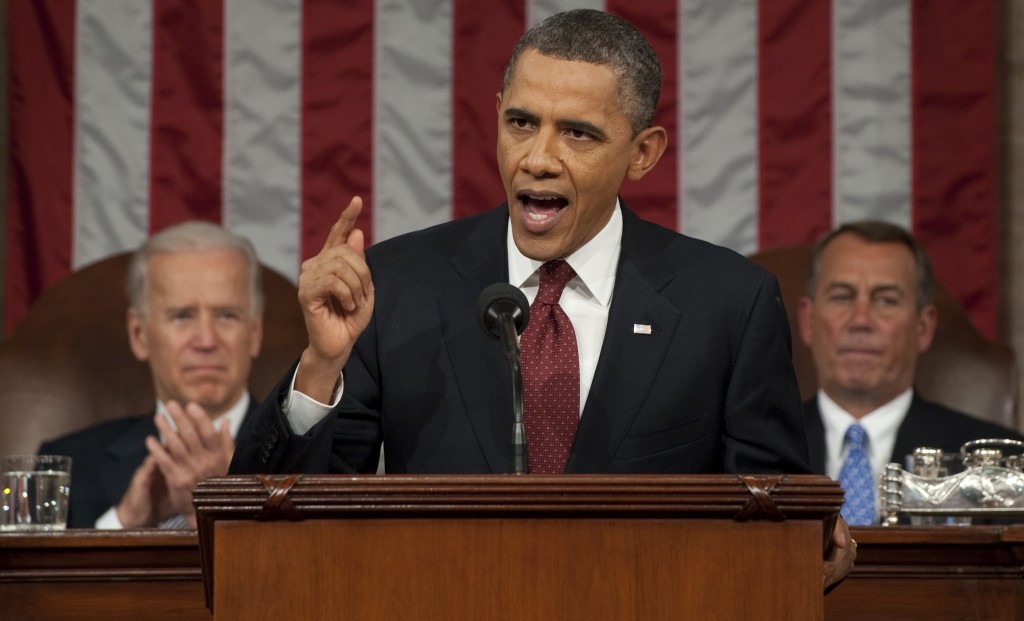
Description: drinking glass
xmin=2 ymin=455 xmax=72 ymax=531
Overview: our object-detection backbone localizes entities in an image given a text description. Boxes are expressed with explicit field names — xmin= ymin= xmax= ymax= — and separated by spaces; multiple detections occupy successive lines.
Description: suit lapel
xmin=101 ymin=416 xmax=157 ymax=509
xmin=566 ymin=208 xmax=681 ymax=473
xmin=891 ymin=393 xmax=926 ymax=464
xmin=803 ymin=399 xmax=828 ymax=473
xmin=437 ymin=207 xmax=514 ymax=472
xmin=238 ymin=395 xmax=260 ymax=441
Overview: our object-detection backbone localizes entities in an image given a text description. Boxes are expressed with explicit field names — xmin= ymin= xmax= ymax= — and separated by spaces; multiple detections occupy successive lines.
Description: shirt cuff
xmin=284 ymin=363 xmax=344 ymax=435
xmin=94 ymin=506 xmax=124 ymax=530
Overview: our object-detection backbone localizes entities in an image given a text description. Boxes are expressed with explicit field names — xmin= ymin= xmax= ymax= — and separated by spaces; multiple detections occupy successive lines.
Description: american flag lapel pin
xmin=633 ymin=323 xmax=653 ymax=335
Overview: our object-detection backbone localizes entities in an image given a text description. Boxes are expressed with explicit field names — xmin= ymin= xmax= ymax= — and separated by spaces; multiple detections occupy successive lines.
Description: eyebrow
xmin=163 ymin=303 xmax=246 ymax=314
xmin=503 ymin=107 xmax=608 ymax=141
xmin=824 ymin=282 xmax=905 ymax=296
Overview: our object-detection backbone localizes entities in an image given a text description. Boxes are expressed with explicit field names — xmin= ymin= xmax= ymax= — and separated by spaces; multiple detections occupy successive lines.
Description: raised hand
xmin=144 ymin=401 xmax=235 ymax=527
xmin=295 ymin=196 xmax=375 ymax=402
xmin=115 ymin=454 xmax=173 ymax=528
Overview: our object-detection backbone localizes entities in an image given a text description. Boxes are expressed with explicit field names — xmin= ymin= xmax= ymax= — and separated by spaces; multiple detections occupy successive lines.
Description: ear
xmin=495 ymin=91 xmax=503 ymax=114
xmin=917 ymin=304 xmax=938 ymax=353
xmin=126 ymin=308 xmax=150 ymax=362
xmin=626 ymin=125 xmax=668 ymax=181
xmin=797 ymin=296 xmax=815 ymax=348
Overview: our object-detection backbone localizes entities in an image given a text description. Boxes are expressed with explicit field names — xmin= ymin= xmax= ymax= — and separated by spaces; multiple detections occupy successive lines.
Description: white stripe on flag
xmin=528 ymin=0 xmax=605 ymax=28
xmin=679 ymin=0 xmax=759 ymax=254
xmin=223 ymin=0 xmax=303 ymax=279
xmin=373 ymin=0 xmax=454 ymax=242
xmin=676 ymin=0 xmax=688 ymax=237
xmin=73 ymin=0 xmax=153 ymax=269
xmin=832 ymin=0 xmax=911 ymax=229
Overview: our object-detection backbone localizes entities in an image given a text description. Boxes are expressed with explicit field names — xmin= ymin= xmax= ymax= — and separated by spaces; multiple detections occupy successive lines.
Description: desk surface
xmin=0 ymin=529 xmax=208 ymax=621
xmin=831 ymin=525 xmax=1024 ymax=621
xmin=2 ymin=525 xmax=1023 ymax=620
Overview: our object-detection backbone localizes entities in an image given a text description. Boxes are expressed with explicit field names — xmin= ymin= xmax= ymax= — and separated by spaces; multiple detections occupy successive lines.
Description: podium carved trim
xmin=254 ymin=474 xmax=302 ymax=521
xmin=196 ymin=473 xmax=841 ymax=521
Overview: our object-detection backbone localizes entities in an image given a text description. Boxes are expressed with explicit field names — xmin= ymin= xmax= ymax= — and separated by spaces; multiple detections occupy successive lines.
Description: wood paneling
xmin=0 ymin=530 xmax=208 ymax=621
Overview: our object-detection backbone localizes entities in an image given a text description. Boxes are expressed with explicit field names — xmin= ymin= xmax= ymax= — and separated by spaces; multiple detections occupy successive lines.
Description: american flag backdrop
xmin=5 ymin=0 xmax=998 ymax=337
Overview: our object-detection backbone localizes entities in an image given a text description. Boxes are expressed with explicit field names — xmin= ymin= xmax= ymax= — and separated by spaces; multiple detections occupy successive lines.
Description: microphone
xmin=477 ymin=283 xmax=530 ymax=343
xmin=476 ymin=283 xmax=530 ymax=474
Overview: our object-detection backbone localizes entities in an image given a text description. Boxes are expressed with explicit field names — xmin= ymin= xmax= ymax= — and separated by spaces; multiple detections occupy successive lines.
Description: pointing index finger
xmin=322 ymin=196 xmax=364 ymax=251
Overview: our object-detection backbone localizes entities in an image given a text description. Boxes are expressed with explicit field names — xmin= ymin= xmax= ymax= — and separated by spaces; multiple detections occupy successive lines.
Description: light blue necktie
xmin=838 ymin=424 xmax=875 ymax=525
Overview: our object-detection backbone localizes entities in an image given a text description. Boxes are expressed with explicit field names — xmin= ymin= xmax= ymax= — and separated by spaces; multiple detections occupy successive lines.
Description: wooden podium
xmin=194 ymin=474 xmax=842 ymax=620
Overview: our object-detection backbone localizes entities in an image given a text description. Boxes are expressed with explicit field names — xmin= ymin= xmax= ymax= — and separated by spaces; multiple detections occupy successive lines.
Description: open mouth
xmin=517 ymin=192 xmax=569 ymax=232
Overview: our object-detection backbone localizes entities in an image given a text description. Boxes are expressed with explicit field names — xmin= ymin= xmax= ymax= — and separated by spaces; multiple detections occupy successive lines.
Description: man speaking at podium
xmin=231 ymin=9 xmax=853 ymax=588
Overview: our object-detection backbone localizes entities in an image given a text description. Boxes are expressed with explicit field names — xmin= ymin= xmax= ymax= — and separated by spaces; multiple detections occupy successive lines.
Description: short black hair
xmin=501 ymin=9 xmax=662 ymax=136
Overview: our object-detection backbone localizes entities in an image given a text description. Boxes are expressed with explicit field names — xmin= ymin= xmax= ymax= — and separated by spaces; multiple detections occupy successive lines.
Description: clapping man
xmin=41 ymin=222 xmax=264 ymax=528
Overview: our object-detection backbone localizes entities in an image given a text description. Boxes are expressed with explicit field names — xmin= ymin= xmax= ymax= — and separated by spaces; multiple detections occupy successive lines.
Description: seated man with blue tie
xmin=39 ymin=222 xmax=264 ymax=528
xmin=798 ymin=221 xmax=1024 ymax=525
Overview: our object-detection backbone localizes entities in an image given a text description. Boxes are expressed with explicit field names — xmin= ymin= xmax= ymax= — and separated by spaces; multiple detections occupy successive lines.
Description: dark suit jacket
xmin=39 ymin=398 xmax=258 ymax=528
xmin=231 ymin=204 xmax=811 ymax=476
xmin=803 ymin=392 xmax=1024 ymax=473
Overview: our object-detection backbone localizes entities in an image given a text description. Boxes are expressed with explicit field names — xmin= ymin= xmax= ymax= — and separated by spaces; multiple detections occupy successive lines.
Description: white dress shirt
xmin=507 ymin=203 xmax=621 ymax=415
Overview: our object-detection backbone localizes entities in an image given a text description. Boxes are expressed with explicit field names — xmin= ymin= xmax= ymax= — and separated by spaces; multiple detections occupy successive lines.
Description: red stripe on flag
xmin=611 ymin=0 xmax=679 ymax=231
xmin=911 ymin=0 xmax=998 ymax=338
xmin=301 ymin=0 xmax=375 ymax=257
xmin=149 ymin=0 xmax=225 ymax=232
xmin=757 ymin=0 xmax=833 ymax=248
xmin=4 ymin=0 xmax=76 ymax=335
xmin=451 ymin=0 xmax=523 ymax=220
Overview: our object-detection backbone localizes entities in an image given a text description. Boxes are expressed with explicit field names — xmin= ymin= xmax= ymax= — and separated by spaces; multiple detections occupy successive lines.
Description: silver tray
xmin=879 ymin=439 xmax=1024 ymax=526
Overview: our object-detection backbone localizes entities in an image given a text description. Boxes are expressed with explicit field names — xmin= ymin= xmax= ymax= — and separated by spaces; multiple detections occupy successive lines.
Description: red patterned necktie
xmin=520 ymin=260 xmax=580 ymax=474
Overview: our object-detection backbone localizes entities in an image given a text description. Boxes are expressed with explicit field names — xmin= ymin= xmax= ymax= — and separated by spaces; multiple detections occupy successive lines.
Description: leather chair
xmin=749 ymin=245 xmax=1019 ymax=432
xmin=0 ymin=252 xmax=308 ymax=462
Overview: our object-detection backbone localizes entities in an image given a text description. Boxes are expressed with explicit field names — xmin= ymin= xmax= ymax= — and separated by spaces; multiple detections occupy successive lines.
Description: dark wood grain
xmin=825 ymin=525 xmax=1024 ymax=621
xmin=0 ymin=530 xmax=208 ymax=621
xmin=5 ymin=482 xmax=1019 ymax=620
xmin=196 ymin=474 xmax=843 ymax=620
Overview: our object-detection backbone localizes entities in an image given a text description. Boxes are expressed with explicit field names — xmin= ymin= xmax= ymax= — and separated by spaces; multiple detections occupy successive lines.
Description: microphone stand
xmin=497 ymin=312 xmax=528 ymax=475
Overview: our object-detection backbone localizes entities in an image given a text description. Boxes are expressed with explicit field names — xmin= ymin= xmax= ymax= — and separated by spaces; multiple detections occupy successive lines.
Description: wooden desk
xmin=2 ymin=525 xmax=1023 ymax=620
xmin=0 ymin=530 xmax=208 ymax=621
xmin=828 ymin=525 xmax=1024 ymax=621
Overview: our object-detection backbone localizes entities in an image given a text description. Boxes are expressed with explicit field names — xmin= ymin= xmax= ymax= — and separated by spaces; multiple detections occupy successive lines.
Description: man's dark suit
xmin=40 ymin=399 xmax=258 ymax=528
xmin=231 ymin=204 xmax=811 ymax=476
xmin=803 ymin=392 xmax=1024 ymax=473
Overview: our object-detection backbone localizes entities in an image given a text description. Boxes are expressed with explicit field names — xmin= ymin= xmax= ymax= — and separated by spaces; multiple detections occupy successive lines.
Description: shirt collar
xmin=506 ymin=199 xmax=622 ymax=307
xmin=818 ymin=388 xmax=911 ymax=450
xmin=156 ymin=392 xmax=250 ymax=439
